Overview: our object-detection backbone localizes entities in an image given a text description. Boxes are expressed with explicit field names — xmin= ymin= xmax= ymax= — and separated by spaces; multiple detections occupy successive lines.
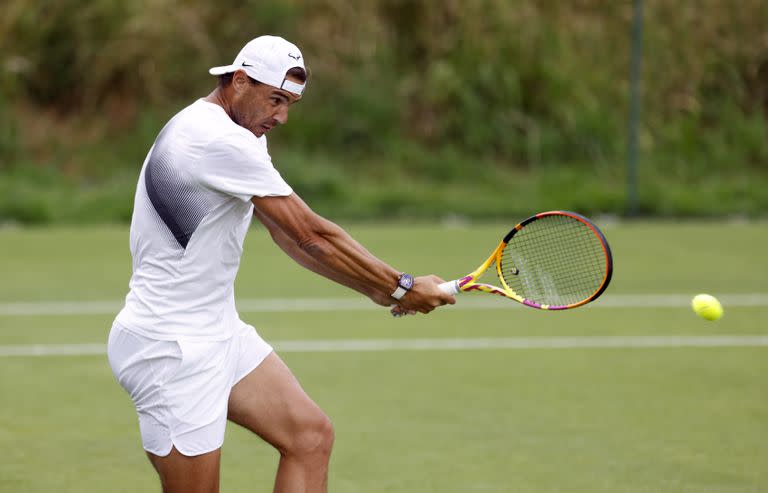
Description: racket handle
xmin=438 ymin=280 xmax=460 ymax=295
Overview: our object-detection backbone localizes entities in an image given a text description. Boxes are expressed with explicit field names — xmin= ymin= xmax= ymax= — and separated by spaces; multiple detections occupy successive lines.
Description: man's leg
xmin=228 ymin=352 xmax=334 ymax=493
xmin=146 ymin=447 xmax=221 ymax=493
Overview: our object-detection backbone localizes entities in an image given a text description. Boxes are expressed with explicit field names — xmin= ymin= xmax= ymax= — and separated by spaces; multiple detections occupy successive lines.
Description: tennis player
xmin=107 ymin=35 xmax=455 ymax=493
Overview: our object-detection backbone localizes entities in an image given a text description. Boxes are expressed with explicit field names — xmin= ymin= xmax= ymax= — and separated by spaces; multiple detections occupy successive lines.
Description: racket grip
xmin=438 ymin=280 xmax=460 ymax=295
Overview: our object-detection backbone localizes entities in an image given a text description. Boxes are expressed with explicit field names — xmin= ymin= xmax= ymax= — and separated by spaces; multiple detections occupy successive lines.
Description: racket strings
xmin=500 ymin=215 xmax=607 ymax=306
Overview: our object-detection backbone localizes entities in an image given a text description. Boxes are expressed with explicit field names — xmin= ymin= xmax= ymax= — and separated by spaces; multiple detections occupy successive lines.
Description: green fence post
xmin=627 ymin=0 xmax=644 ymax=216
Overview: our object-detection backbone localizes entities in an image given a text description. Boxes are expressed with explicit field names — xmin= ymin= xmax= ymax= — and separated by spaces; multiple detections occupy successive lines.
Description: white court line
xmin=0 ymin=294 xmax=767 ymax=316
xmin=1 ymin=335 xmax=768 ymax=357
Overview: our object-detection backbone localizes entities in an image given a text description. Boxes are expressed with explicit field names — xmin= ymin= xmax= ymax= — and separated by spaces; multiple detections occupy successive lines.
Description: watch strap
xmin=391 ymin=285 xmax=408 ymax=300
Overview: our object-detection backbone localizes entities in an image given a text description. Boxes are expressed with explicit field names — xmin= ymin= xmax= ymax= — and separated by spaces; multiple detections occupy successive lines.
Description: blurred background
xmin=1 ymin=0 xmax=767 ymax=224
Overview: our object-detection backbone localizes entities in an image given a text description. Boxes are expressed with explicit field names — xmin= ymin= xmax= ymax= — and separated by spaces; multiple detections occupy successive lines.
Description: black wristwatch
xmin=391 ymin=273 xmax=414 ymax=300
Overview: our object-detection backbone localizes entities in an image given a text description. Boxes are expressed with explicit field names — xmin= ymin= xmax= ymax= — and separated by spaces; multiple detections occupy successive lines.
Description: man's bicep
xmin=251 ymin=193 xmax=325 ymax=244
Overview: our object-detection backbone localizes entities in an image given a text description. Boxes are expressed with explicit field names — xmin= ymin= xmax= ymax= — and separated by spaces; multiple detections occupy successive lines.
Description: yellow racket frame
xmin=439 ymin=211 xmax=613 ymax=310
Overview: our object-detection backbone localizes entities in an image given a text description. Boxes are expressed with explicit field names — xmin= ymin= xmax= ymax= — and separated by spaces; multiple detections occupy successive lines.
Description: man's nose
xmin=274 ymin=105 xmax=289 ymax=125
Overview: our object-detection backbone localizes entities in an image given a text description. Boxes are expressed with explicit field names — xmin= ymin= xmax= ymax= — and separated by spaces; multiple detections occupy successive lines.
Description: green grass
xmin=0 ymin=221 xmax=767 ymax=492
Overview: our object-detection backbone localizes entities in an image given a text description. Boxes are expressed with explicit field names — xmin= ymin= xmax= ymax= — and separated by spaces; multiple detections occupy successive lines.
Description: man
xmin=107 ymin=35 xmax=454 ymax=493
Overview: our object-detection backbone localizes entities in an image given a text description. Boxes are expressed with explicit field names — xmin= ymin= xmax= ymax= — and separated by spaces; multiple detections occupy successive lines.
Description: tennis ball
xmin=691 ymin=294 xmax=723 ymax=321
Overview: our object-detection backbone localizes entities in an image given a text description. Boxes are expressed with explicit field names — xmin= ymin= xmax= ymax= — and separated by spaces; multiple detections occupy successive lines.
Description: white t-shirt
xmin=115 ymin=99 xmax=292 ymax=340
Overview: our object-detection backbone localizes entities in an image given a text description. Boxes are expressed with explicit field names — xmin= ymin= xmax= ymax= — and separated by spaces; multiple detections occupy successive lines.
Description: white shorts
xmin=107 ymin=320 xmax=273 ymax=457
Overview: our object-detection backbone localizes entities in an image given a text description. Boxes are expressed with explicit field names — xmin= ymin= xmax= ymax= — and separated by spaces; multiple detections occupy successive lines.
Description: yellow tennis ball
xmin=691 ymin=294 xmax=723 ymax=321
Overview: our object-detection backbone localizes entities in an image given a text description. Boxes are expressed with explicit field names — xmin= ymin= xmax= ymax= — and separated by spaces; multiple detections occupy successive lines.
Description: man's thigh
xmin=147 ymin=446 xmax=221 ymax=493
xmin=227 ymin=352 xmax=330 ymax=451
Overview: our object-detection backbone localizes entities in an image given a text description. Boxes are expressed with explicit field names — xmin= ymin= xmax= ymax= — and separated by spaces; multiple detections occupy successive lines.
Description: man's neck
xmin=204 ymin=88 xmax=232 ymax=118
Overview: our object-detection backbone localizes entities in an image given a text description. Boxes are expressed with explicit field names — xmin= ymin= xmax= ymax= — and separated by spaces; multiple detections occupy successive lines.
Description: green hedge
xmin=1 ymin=0 xmax=767 ymax=223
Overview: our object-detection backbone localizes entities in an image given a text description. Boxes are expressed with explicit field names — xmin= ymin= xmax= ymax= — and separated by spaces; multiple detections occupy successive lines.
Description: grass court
xmin=1 ymin=220 xmax=766 ymax=492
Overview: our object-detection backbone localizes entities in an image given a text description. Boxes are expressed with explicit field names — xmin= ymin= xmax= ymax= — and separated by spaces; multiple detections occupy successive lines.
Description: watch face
xmin=399 ymin=274 xmax=414 ymax=290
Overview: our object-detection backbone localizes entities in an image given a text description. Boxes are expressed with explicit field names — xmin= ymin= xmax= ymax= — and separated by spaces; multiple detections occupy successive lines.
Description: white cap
xmin=209 ymin=35 xmax=306 ymax=96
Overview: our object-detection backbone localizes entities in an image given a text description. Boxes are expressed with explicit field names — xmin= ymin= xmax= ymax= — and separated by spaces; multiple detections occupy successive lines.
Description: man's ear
xmin=231 ymin=70 xmax=250 ymax=93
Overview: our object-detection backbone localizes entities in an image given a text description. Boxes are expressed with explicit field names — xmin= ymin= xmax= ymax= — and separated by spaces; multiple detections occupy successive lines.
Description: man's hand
xmin=391 ymin=274 xmax=455 ymax=316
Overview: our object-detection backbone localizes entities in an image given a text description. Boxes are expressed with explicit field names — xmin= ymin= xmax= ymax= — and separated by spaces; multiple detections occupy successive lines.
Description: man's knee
xmin=286 ymin=412 xmax=334 ymax=459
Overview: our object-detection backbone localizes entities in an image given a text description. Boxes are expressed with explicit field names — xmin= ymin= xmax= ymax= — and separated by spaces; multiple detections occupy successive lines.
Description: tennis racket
xmin=437 ymin=211 xmax=613 ymax=310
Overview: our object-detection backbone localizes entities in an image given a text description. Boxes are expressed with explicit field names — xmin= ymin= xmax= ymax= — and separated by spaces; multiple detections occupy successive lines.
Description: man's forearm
xmin=251 ymin=193 xmax=451 ymax=313
xmin=253 ymin=194 xmax=401 ymax=294
xmin=295 ymin=220 xmax=400 ymax=292
xmin=254 ymin=209 xmax=390 ymax=302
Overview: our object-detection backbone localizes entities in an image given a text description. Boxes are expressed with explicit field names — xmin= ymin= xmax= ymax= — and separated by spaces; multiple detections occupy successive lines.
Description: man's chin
xmin=252 ymin=126 xmax=272 ymax=137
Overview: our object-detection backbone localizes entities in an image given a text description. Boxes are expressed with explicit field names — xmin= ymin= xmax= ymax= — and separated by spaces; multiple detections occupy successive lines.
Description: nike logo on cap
xmin=288 ymin=53 xmax=301 ymax=61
